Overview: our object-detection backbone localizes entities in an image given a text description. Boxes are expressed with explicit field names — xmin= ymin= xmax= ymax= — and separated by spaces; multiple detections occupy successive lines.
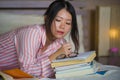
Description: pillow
xmin=0 ymin=13 xmax=84 ymax=53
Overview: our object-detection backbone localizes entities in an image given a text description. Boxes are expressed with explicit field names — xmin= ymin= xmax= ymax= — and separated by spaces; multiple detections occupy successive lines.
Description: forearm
xmin=49 ymin=47 xmax=64 ymax=61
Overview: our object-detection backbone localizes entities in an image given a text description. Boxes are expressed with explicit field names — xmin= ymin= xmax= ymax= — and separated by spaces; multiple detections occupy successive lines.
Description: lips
xmin=57 ymin=31 xmax=64 ymax=35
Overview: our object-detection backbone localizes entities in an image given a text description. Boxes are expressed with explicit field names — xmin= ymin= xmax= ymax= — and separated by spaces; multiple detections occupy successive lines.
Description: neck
xmin=41 ymin=36 xmax=55 ymax=52
xmin=47 ymin=32 xmax=56 ymax=42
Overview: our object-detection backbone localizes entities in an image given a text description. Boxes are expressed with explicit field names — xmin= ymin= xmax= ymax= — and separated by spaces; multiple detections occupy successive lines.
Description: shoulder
xmin=16 ymin=24 xmax=45 ymax=34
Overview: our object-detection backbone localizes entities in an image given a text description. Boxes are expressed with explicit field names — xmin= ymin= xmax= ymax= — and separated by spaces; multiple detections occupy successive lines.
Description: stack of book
xmin=51 ymin=51 xmax=97 ymax=78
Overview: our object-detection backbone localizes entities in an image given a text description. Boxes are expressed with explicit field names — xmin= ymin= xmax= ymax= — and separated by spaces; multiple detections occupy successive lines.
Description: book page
xmin=0 ymin=71 xmax=14 ymax=80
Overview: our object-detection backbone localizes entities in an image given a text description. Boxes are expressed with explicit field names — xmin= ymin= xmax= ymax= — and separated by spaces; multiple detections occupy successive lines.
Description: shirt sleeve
xmin=37 ymin=38 xmax=65 ymax=77
xmin=15 ymin=26 xmax=42 ymax=78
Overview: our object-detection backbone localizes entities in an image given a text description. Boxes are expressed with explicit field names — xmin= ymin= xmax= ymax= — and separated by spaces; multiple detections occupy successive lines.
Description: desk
xmin=98 ymin=56 xmax=120 ymax=67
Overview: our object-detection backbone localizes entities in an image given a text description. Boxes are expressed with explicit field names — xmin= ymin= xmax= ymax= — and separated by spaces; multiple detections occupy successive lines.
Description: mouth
xmin=57 ymin=31 xmax=64 ymax=35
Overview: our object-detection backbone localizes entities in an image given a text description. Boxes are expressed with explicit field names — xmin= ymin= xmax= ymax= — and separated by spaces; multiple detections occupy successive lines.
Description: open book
xmin=0 ymin=68 xmax=39 ymax=80
xmin=51 ymin=51 xmax=96 ymax=67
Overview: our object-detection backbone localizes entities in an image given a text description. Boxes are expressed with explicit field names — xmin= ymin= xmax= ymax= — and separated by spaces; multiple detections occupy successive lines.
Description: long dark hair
xmin=44 ymin=0 xmax=79 ymax=52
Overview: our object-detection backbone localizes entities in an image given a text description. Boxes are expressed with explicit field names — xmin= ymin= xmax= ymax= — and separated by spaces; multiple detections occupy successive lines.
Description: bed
xmin=0 ymin=0 xmax=120 ymax=80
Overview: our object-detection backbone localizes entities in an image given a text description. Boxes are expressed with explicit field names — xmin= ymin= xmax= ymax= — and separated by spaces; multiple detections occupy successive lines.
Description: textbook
xmin=51 ymin=51 xmax=96 ymax=67
xmin=55 ymin=61 xmax=96 ymax=73
xmin=54 ymin=62 xmax=91 ymax=71
xmin=55 ymin=61 xmax=97 ymax=78
xmin=2 ymin=68 xmax=33 ymax=79
xmin=54 ymin=61 xmax=98 ymax=78
xmin=56 ymin=65 xmax=92 ymax=74
xmin=0 ymin=71 xmax=13 ymax=80
xmin=55 ymin=67 xmax=95 ymax=78
xmin=0 ymin=70 xmax=39 ymax=80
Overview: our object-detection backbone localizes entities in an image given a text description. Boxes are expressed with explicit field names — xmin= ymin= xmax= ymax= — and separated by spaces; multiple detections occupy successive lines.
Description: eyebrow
xmin=56 ymin=16 xmax=72 ymax=21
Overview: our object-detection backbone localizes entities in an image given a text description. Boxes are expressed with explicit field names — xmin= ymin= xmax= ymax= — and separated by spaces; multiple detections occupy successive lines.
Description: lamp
xmin=109 ymin=29 xmax=118 ymax=39
xmin=109 ymin=28 xmax=119 ymax=56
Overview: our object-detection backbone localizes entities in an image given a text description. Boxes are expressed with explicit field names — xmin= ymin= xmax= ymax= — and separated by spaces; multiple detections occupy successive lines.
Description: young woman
xmin=0 ymin=0 xmax=79 ymax=78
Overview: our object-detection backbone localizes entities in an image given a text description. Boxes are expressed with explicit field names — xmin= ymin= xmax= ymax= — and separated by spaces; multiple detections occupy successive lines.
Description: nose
xmin=60 ymin=21 xmax=65 ymax=29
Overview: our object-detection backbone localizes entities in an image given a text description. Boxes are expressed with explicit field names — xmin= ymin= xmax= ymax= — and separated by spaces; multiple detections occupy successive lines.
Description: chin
xmin=55 ymin=35 xmax=64 ymax=39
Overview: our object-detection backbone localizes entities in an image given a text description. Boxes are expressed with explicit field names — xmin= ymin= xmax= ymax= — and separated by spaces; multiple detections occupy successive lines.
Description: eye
xmin=66 ymin=22 xmax=71 ymax=25
xmin=55 ymin=19 xmax=61 ymax=22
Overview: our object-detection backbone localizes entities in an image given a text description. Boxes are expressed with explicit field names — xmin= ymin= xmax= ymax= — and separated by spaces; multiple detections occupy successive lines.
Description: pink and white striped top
xmin=0 ymin=24 xmax=64 ymax=78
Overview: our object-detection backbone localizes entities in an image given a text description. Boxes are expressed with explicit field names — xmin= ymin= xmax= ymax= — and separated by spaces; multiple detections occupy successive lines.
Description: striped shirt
xmin=0 ymin=24 xmax=64 ymax=78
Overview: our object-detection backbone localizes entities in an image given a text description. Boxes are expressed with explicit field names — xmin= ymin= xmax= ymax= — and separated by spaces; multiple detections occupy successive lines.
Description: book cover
xmin=51 ymin=51 xmax=96 ymax=67
xmin=0 ymin=70 xmax=39 ymax=80
xmin=54 ymin=62 xmax=91 ymax=72
xmin=0 ymin=71 xmax=14 ymax=80
xmin=2 ymin=68 xmax=33 ymax=79
xmin=55 ymin=61 xmax=96 ymax=74
xmin=55 ymin=67 xmax=95 ymax=78
xmin=56 ymin=65 xmax=92 ymax=74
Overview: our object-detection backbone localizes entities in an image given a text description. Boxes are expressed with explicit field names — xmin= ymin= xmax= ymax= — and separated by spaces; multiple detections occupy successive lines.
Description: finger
xmin=61 ymin=43 xmax=72 ymax=56
xmin=63 ymin=42 xmax=71 ymax=46
xmin=67 ymin=48 xmax=72 ymax=52
xmin=65 ymin=49 xmax=72 ymax=57
xmin=64 ymin=45 xmax=72 ymax=51
xmin=65 ymin=43 xmax=72 ymax=47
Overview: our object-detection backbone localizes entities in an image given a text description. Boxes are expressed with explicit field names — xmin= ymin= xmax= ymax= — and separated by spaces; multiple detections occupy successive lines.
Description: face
xmin=51 ymin=9 xmax=72 ymax=39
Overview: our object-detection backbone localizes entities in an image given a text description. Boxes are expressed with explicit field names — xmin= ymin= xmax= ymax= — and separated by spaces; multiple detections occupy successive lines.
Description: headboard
xmin=0 ymin=0 xmax=94 ymax=54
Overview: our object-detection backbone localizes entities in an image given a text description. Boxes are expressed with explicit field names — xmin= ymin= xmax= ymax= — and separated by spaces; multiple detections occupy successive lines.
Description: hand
xmin=49 ymin=42 xmax=72 ymax=61
xmin=61 ymin=42 xmax=72 ymax=57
